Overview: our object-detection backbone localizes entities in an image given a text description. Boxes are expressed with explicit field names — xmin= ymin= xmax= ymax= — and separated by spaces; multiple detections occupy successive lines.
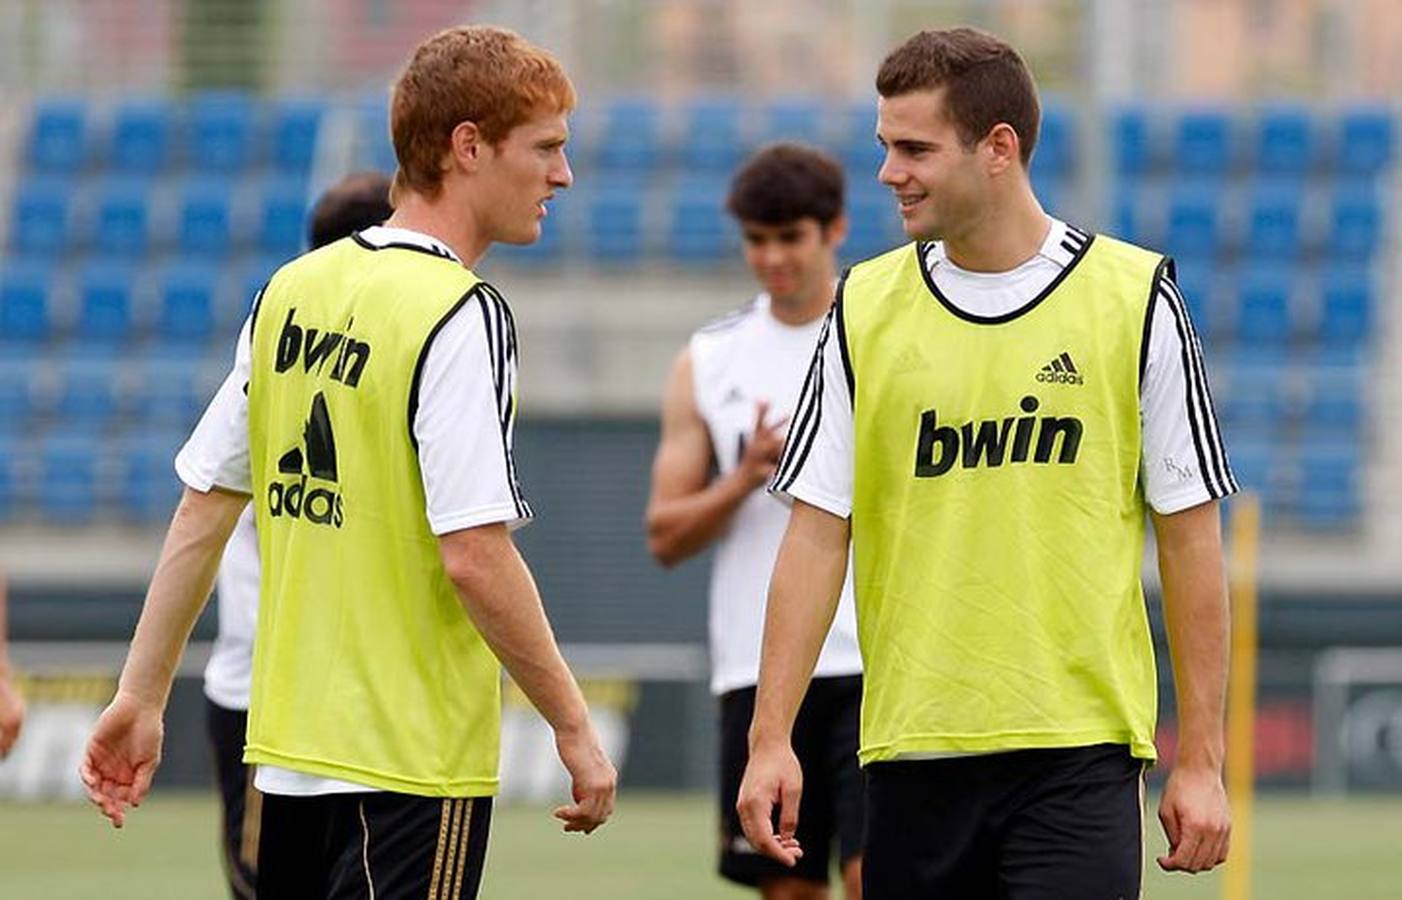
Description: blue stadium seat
xmin=668 ymin=180 xmax=734 ymax=263
xmin=1245 ymin=182 xmax=1304 ymax=259
xmin=177 ymin=178 xmax=234 ymax=255
xmin=1317 ymin=266 xmax=1371 ymax=347
xmin=135 ymin=352 xmax=206 ymax=429
xmin=1302 ymin=365 xmax=1363 ymax=432
xmin=76 ymin=260 xmax=136 ymax=343
xmin=117 ymin=433 xmax=184 ymax=522
xmin=0 ymin=438 xmax=16 ymax=521
xmin=1235 ymin=267 xmax=1294 ymax=346
xmin=159 ymin=262 xmax=219 ymax=340
xmin=1329 ymin=184 xmax=1382 ymax=262
xmin=10 ymin=178 xmax=71 ymax=257
xmin=38 ymin=436 xmax=99 ymax=524
xmin=1031 ymin=102 xmax=1075 ymax=178
xmin=55 ymin=351 xmax=121 ymax=428
xmin=258 ymin=178 xmax=311 ymax=257
xmin=189 ymin=91 xmax=255 ymax=172
xmin=0 ymin=262 xmax=53 ymax=343
xmin=596 ymin=99 xmax=661 ymax=172
xmin=762 ymin=98 xmax=823 ymax=145
xmin=1111 ymin=106 xmax=1150 ymax=175
xmin=356 ymin=98 xmax=396 ymax=172
xmin=838 ymin=100 xmax=884 ymax=178
xmin=586 ymin=186 xmax=644 ymax=264
xmin=242 ymin=255 xmax=285 ymax=310
xmin=681 ymin=97 xmax=746 ymax=172
xmin=1223 ymin=437 xmax=1275 ymax=498
xmin=92 ymin=177 xmax=152 ymax=257
xmin=1164 ymin=186 xmax=1222 ymax=258
xmin=1335 ymin=106 xmax=1394 ymax=176
xmin=1217 ymin=363 xmax=1289 ymax=429
xmin=1254 ymin=105 xmax=1314 ymax=174
xmin=1294 ymin=442 xmax=1360 ymax=527
xmin=1173 ymin=109 xmax=1234 ymax=176
xmin=27 ymin=97 xmax=87 ymax=174
xmin=845 ymin=189 xmax=902 ymax=263
xmin=1109 ymin=189 xmax=1143 ymax=245
xmin=110 ymin=98 xmax=173 ymax=174
xmin=0 ymin=353 xmax=40 ymax=434
xmin=269 ymin=97 xmax=325 ymax=173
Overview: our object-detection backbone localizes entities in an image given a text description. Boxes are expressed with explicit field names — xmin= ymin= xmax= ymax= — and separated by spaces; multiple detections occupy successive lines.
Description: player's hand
xmin=79 ymin=691 xmax=164 ymax=829
xmin=0 ymin=671 xmax=24 ymax=758
xmin=738 ymin=401 xmax=791 ymax=489
xmin=552 ymin=724 xmax=617 ymax=834
xmin=1157 ymin=763 xmax=1231 ymax=873
xmin=736 ymin=738 xmax=804 ymax=866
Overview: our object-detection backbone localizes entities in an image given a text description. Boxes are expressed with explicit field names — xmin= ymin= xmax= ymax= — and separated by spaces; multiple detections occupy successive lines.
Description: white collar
xmin=354 ymin=225 xmax=463 ymax=265
xmin=921 ymin=217 xmax=1089 ymax=277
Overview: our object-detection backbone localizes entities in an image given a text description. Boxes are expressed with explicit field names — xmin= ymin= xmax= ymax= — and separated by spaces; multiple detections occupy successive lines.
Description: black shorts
xmin=718 ymin=674 xmax=865 ymax=887
xmin=207 ymin=699 xmax=258 ymax=900
xmin=864 ymin=743 xmax=1146 ymax=900
xmin=257 ymin=791 xmax=492 ymax=900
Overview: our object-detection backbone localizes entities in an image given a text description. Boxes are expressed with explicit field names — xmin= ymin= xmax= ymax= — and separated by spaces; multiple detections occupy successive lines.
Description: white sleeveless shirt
xmin=689 ymin=294 xmax=862 ymax=696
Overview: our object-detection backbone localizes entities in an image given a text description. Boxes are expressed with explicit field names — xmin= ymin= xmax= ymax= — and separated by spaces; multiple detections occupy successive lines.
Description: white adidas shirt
xmin=690 ymin=294 xmax=863 ymax=696
xmin=179 ymin=226 xmax=531 ymax=795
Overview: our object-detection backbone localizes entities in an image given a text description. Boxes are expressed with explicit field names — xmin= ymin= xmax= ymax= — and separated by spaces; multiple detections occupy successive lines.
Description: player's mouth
xmin=537 ymin=195 xmax=554 ymax=217
xmin=895 ymin=192 xmax=927 ymax=216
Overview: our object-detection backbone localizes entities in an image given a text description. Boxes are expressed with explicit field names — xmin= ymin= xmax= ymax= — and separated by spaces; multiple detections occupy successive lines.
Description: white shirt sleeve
xmin=175 ymin=313 xmax=254 ymax=494
xmin=414 ymin=284 xmax=533 ymax=535
xmin=769 ymin=302 xmax=855 ymax=518
xmin=1140 ymin=270 xmax=1239 ymax=514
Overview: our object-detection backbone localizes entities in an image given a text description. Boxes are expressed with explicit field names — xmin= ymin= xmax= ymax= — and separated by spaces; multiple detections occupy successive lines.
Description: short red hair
xmin=389 ymin=25 xmax=576 ymax=203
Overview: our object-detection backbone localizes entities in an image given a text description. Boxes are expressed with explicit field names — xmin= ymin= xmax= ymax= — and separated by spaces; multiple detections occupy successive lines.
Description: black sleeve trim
xmin=1139 ymin=257 xmax=1169 ymax=390
xmin=833 ymin=267 xmax=855 ymax=403
xmin=406 ymin=286 xmax=477 ymax=452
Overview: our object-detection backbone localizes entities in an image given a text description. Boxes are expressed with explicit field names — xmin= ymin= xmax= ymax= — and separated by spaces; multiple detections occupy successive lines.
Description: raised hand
xmin=738 ymin=401 xmax=791 ymax=489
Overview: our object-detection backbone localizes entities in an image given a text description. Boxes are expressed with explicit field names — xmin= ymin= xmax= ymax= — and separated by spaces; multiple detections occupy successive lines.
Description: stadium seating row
xmin=9 ymin=176 xmax=309 ymax=260
xmin=26 ymin=94 xmax=323 ymax=176
xmin=1 ymin=258 xmax=268 ymax=344
xmin=1174 ymin=262 xmax=1373 ymax=347
xmin=1114 ymin=179 xmax=1385 ymax=261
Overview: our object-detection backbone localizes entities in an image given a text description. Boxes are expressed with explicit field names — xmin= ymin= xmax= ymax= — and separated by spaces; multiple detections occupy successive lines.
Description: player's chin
xmin=497 ymin=220 xmax=543 ymax=246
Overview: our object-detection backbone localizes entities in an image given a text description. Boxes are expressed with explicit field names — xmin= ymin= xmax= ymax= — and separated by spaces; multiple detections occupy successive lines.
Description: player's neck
xmin=941 ymin=187 xmax=1049 ymax=274
xmin=385 ymin=192 xmax=491 ymax=267
xmin=768 ymin=270 xmax=837 ymax=327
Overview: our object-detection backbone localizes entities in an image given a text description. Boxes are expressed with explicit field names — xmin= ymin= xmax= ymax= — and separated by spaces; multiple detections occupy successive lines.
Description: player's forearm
xmin=749 ymin=501 xmax=850 ymax=749
xmin=1154 ymin=502 xmax=1229 ymax=772
xmin=444 ymin=526 xmax=591 ymax=736
xmin=646 ymin=468 xmax=761 ymax=566
xmin=119 ymin=487 xmax=248 ymax=708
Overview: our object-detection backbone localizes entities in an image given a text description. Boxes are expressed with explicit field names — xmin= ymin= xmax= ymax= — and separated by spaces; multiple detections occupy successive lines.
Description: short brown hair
xmin=389 ymin=25 xmax=576 ymax=202
xmin=726 ymin=143 xmax=845 ymax=226
xmin=876 ymin=28 xmax=1040 ymax=167
xmin=308 ymin=171 xmax=393 ymax=250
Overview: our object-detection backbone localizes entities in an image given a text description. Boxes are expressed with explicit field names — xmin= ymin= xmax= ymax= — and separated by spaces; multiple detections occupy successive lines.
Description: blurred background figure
xmin=0 ymin=2 xmax=1398 ymax=898
xmin=202 ymin=169 xmax=391 ymax=900
xmin=0 ymin=572 xmax=24 ymax=758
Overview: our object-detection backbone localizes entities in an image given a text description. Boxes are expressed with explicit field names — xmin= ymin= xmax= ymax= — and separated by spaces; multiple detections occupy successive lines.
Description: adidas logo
xmin=721 ymin=386 xmax=745 ymax=405
xmin=267 ymin=391 xmax=345 ymax=528
xmin=1036 ymin=351 xmax=1084 ymax=385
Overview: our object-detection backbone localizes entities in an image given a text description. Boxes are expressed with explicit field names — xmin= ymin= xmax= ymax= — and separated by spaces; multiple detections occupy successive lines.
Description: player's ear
xmin=984 ymin=122 xmax=1020 ymax=175
xmin=823 ymin=214 xmax=850 ymax=249
xmin=449 ymin=120 xmax=485 ymax=174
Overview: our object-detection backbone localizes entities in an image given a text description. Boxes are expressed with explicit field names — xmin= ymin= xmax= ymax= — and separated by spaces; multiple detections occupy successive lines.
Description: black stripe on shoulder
xmin=1158 ymin=278 xmax=1233 ymax=499
xmin=1140 ymin=257 xmax=1170 ymax=389
xmin=833 ymin=268 xmax=855 ymax=401
xmin=406 ymin=285 xmax=480 ymax=451
xmin=352 ymin=231 xmax=457 ymax=262
xmin=775 ymin=309 xmax=833 ymax=493
xmin=472 ymin=282 xmax=530 ymax=519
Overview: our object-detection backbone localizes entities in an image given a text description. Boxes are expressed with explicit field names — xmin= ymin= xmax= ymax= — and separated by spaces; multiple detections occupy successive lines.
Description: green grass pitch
xmin=0 ymin=792 xmax=1396 ymax=898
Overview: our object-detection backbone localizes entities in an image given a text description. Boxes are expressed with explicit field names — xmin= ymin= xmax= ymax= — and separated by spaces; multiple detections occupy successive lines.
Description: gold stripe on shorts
xmin=427 ymin=799 xmax=452 ymax=900
xmin=450 ymin=799 xmax=475 ymax=900
xmin=438 ymin=799 xmax=467 ymax=900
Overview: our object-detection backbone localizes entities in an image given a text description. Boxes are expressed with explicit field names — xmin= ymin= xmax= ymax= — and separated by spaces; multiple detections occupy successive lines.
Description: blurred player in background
xmin=204 ymin=170 xmax=393 ymax=900
xmin=81 ymin=25 xmax=615 ymax=900
xmin=647 ymin=144 xmax=864 ymax=900
xmin=740 ymin=27 xmax=1235 ymax=898
xmin=0 ymin=572 xmax=23 ymax=758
